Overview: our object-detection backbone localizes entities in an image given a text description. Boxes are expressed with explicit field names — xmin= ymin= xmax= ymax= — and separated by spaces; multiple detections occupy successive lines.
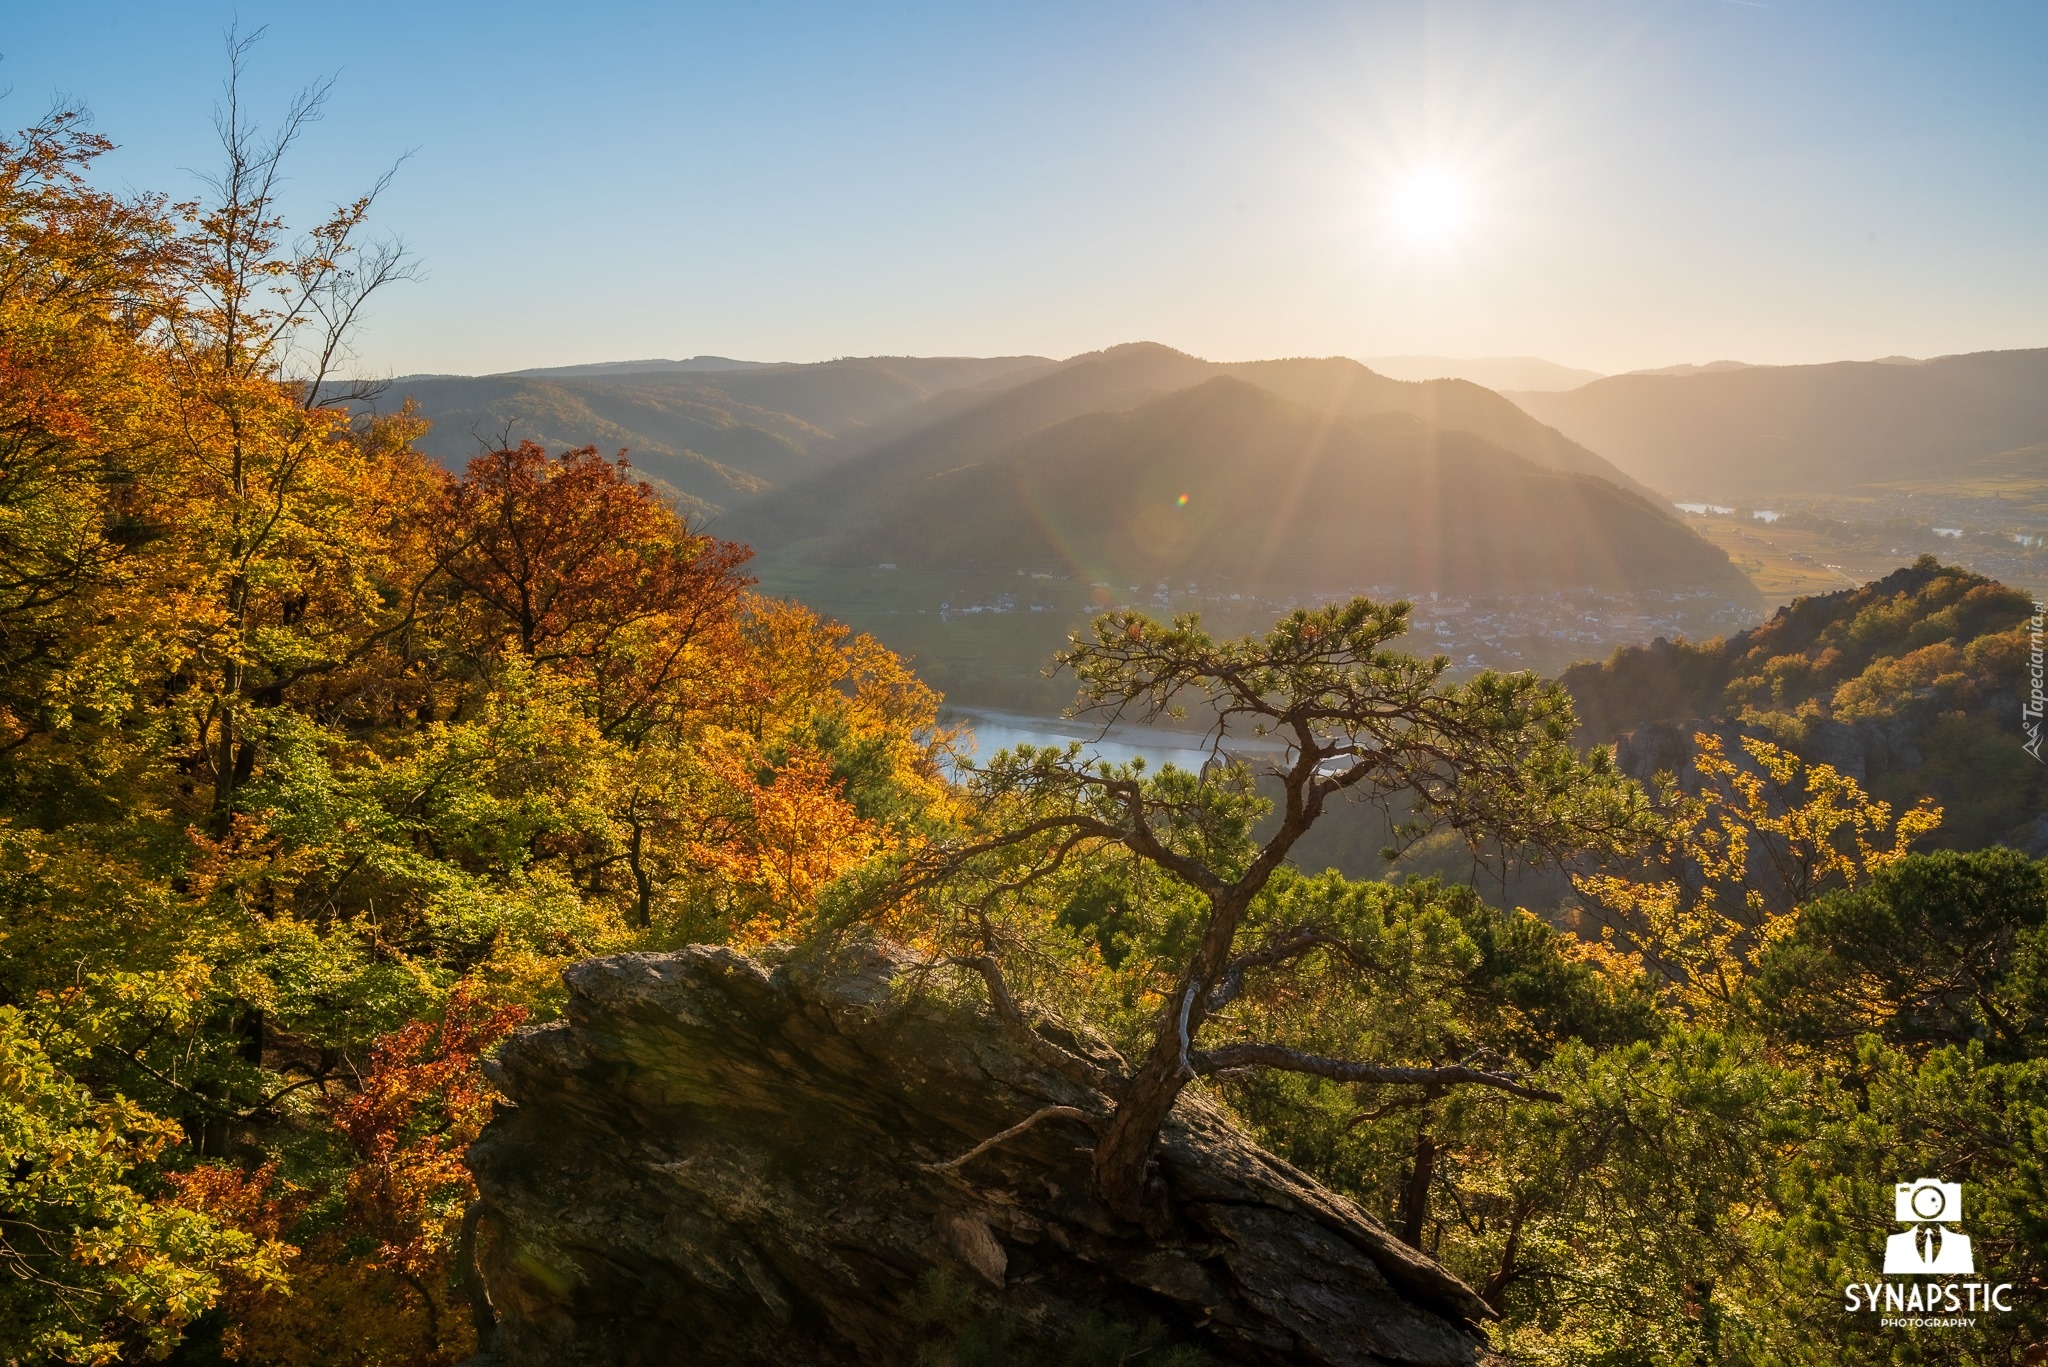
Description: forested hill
xmin=792 ymin=376 xmax=1753 ymax=598
xmin=380 ymin=342 xmax=1658 ymax=528
xmin=1511 ymin=347 xmax=2048 ymax=501
xmin=1228 ymin=355 xmax=1646 ymax=495
xmin=727 ymin=342 xmax=1659 ymax=548
xmin=374 ymin=354 xmax=1051 ymax=517
xmin=1562 ymin=557 xmax=2044 ymax=850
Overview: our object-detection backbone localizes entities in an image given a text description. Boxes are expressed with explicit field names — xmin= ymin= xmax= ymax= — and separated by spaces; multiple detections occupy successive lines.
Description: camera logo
xmin=1884 ymin=1178 xmax=1974 ymax=1275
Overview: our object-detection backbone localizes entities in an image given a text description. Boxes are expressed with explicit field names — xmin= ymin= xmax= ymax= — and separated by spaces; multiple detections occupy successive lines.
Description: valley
xmin=20 ymin=11 xmax=2048 ymax=1365
xmin=1682 ymin=504 xmax=2048 ymax=602
xmin=380 ymin=341 xmax=2048 ymax=710
xmin=388 ymin=343 xmax=1783 ymax=707
xmin=759 ymin=560 xmax=1762 ymax=712
xmin=1502 ymin=349 xmax=2048 ymax=597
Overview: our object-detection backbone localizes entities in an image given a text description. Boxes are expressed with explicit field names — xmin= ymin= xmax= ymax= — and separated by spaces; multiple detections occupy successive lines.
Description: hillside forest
xmin=2 ymin=96 xmax=2045 ymax=1367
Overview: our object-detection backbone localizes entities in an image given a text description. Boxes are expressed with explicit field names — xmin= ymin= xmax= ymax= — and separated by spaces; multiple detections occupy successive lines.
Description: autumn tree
xmin=1572 ymin=730 xmax=1942 ymax=1015
xmin=0 ymin=60 xmax=945 ymax=1360
xmin=0 ymin=107 xmax=184 ymax=765
xmin=148 ymin=30 xmax=423 ymax=838
xmin=0 ymin=995 xmax=289 ymax=1363
xmin=438 ymin=442 xmax=752 ymax=735
xmin=181 ymin=985 xmax=525 ymax=1366
xmin=915 ymin=601 xmax=1655 ymax=1220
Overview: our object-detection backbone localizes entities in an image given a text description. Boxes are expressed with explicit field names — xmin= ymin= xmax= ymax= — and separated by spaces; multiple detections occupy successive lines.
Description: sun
xmin=1388 ymin=168 xmax=1472 ymax=245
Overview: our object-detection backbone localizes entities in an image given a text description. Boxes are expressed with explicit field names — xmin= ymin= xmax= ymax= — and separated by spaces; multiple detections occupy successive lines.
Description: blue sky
xmin=7 ymin=1 xmax=2045 ymax=375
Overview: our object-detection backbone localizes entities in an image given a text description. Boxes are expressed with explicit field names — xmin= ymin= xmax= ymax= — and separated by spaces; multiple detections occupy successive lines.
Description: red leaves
xmin=444 ymin=442 xmax=751 ymax=659
xmin=440 ymin=443 xmax=756 ymax=735
xmin=165 ymin=990 xmax=526 ymax=1367
xmin=326 ymin=984 xmax=525 ymax=1275
xmin=329 ymin=982 xmax=524 ymax=1162
xmin=166 ymin=1159 xmax=301 ymax=1247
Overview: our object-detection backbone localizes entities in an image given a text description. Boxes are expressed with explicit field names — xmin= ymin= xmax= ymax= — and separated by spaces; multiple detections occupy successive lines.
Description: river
xmin=938 ymin=707 xmax=1288 ymax=773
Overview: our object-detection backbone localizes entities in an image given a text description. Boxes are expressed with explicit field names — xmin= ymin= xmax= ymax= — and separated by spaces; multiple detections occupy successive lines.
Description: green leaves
xmin=1225 ymin=849 xmax=2048 ymax=1366
xmin=1059 ymin=599 xmax=1429 ymax=724
xmin=1053 ymin=600 xmax=1657 ymax=870
xmin=0 ymin=1000 xmax=286 ymax=1364
xmin=1747 ymin=847 xmax=2048 ymax=1059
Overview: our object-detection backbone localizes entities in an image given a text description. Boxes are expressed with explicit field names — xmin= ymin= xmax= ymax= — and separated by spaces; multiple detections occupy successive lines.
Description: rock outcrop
xmin=463 ymin=938 xmax=1502 ymax=1366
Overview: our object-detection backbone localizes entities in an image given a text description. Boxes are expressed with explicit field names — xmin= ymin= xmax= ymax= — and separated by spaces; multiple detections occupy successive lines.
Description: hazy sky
xmin=8 ymin=1 xmax=2046 ymax=376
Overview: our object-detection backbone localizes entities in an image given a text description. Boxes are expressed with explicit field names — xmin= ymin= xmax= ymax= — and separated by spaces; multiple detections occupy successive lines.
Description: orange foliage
xmin=685 ymin=738 xmax=884 ymax=941
xmin=184 ymin=987 xmax=526 ymax=1366
xmin=0 ymin=93 xmax=944 ymax=1362
xmin=327 ymin=984 xmax=526 ymax=1278
xmin=442 ymin=442 xmax=754 ymax=736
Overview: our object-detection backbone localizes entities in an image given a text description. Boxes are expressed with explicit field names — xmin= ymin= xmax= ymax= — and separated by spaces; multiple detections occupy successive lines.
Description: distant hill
xmin=1511 ymin=347 xmax=2048 ymax=500
xmin=379 ymin=343 xmax=1654 ymax=531
xmin=1617 ymin=360 xmax=1754 ymax=379
xmin=370 ymin=355 xmax=1051 ymax=517
xmin=1562 ymin=557 xmax=2044 ymax=852
xmin=731 ymin=343 xmax=1663 ymax=549
xmin=1364 ymin=354 xmax=1605 ymax=391
xmin=504 ymin=356 xmax=774 ymax=378
xmin=788 ymin=377 xmax=1754 ymax=598
xmin=1227 ymin=356 xmax=1655 ymax=498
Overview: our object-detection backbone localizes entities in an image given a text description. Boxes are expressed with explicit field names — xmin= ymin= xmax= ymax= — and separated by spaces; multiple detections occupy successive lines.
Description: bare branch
xmin=1345 ymin=1094 xmax=1439 ymax=1128
xmin=302 ymin=225 xmax=421 ymax=408
xmin=923 ymin=943 xmax=1114 ymax=1090
xmin=1175 ymin=981 xmax=1198 ymax=1079
xmin=1192 ymin=1043 xmax=1563 ymax=1103
xmin=921 ymin=1105 xmax=1100 ymax=1175
xmin=945 ymin=955 xmax=1024 ymax=1029
xmin=1207 ymin=925 xmax=1349 ymax=1012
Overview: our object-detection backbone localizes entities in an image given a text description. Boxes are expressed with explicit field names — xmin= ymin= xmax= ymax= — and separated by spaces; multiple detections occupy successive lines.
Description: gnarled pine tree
xmin=918 ymin=599 xmax=1655 ymax=1221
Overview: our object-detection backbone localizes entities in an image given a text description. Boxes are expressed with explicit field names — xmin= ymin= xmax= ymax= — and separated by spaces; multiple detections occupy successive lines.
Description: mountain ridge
xmin=1510 ymin=346 xmax=2048 ymax=500
xmin=505 ymin=355 xmax=776 ymax=378
xmin=365 ymin=355 xmax=1052 ymax=518
xmin=728 ymin=342 xmax=1665 ymax=549
xmin=373 ymin=344 xmax=1657 ymax=523
xmin=1363 ymin=354 xmax=1605 ymax=391
xmin=788 ymin=375 xmax=1753 ymax=599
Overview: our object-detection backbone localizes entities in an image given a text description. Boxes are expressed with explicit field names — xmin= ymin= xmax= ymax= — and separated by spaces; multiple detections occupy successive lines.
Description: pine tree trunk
xmin=1401 ymin=1131 xmax=1436 ymax=1249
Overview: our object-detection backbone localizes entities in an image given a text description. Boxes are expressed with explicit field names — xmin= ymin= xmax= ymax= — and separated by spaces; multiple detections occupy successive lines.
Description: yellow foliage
xmin=1573 ymin=731 xmax=1941 ymax=1016
xmin=0 ymin=96 xmax=955 ymax=1362
xmin=1829 ymin=642 xmax=1965 ymax=719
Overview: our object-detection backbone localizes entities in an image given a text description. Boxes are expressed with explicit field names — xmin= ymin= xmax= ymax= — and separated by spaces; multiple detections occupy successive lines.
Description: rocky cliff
xmin=462 ymin=938 xmax=1503 ymax=1366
